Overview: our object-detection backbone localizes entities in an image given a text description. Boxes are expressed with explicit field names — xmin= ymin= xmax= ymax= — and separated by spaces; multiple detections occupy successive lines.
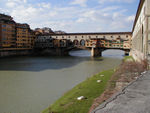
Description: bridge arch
xmin=80 ymin=39 xmax=85 ymax=46
xmin=67 ymin=40 xmax=73 ymax=46
xmin=73 ymin=39 xmax=79 ymax=46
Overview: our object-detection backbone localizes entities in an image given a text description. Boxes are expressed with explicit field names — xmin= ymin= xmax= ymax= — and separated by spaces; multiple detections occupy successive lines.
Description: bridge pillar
xmin=56 ymin=48 xmax=69 ymax=56
xmin=91 ymin=48 xmax=102 ymax=57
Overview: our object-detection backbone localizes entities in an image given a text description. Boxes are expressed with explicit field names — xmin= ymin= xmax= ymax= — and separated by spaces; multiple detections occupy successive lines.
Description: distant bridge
xmin=35 ymin=32 xmax=132 ymax=56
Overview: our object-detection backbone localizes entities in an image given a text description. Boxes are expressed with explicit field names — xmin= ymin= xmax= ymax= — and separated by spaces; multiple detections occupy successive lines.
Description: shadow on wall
xmin=0 ymin=55 xmax=103 ymax=72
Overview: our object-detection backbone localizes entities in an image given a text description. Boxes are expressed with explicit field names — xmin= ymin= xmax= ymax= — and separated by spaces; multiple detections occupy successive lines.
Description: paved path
xmin=92 ymin=71 xmax=150 ymax=113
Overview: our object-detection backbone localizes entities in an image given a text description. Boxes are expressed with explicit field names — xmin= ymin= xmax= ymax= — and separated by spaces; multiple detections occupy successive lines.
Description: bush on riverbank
xmin=42 ymin=69 xmax=115 ymax=113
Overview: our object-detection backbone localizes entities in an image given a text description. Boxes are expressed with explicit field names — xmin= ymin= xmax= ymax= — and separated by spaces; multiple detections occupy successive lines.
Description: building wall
xmin=131 ymin=0 xmax=150 ymax=61
xmin=148 ymin=17 xmax=150 ymax=56
xmin=16 ymin=27 xmax=35 ymax=49
xmin=147 ymin=0 xmax=150 ymax=59
xmin=16 ymin=24 xmax=34 ymax=48
xmin=0 ymin=23 xmax=16 ymax=48
xmin=0 ymin=24 xmax=2 ymax=48
xmin=28 ymin=30 xmax=35 ymax=48
xmin=35 ymin=36 xmax=54 ymax=48
xmin=0 ymin=14 xmax=35 ymax=51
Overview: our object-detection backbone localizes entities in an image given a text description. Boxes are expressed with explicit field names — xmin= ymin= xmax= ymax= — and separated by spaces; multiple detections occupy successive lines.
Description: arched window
xmin=73 ymin=40 xmax=79 ymax=46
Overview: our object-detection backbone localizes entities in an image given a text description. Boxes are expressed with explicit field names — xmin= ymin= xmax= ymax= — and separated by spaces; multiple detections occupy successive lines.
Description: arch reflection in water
xmin=69 ymin=49 xmax=124 ymax=58
xmin=102 ymin=49 xmax=124 ymax=59
xmin=69 ymin=50 xmax=91 ymax=57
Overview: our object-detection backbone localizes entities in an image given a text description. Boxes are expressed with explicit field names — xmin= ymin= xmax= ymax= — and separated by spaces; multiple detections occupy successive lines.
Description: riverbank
xmin=42 ymin=69 xmax=115 ymax=113
xmin=89 ymin=56 xmax=148 ymax=112
xmin=42 ymin=56 xmax=148 ymax=113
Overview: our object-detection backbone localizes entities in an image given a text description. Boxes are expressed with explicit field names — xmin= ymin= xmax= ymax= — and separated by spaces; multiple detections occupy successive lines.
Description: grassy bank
xmin=42 ymin=69 xmax=115 ymax=113
xmin=123 ymin=56 xmax=134 ymax=62
xmin=42 ymin=56 xmax=146 ymax=113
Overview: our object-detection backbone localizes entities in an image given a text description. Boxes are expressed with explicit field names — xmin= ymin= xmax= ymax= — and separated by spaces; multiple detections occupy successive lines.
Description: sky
xmin=0 ymin=0 xmax=139 ymax=32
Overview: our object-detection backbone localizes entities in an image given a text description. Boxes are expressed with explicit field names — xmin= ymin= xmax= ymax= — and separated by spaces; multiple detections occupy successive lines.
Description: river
xmin=0 ymin=49 xmax=124 ymax=113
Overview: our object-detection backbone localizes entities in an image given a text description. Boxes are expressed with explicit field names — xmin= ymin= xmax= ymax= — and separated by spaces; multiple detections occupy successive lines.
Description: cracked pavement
xmin=92 ymin=71 xmax=150 ymax=113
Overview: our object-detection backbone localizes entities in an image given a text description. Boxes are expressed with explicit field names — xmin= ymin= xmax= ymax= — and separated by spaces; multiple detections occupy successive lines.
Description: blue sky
xmin=0 ymin=0 xmax=139 ymax=32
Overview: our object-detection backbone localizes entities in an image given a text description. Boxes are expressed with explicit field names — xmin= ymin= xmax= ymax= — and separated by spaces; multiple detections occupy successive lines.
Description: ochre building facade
xmin=0 ymin=14 xmax=35 ymax=50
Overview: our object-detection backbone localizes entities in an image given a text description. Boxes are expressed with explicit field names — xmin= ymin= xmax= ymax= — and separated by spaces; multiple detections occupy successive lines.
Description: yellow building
xmin=0 ymin=14 xmax=16 ymax=48
xmin=0 ymin=14 xmax=35 ymax=50
xmin=16 ymin=23 xmax=35 ymax=49
xmin=28 ymin=30 xmax=35 ymax=48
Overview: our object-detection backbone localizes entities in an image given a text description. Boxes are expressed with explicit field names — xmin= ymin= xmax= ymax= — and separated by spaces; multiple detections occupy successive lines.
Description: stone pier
xmin=91 ymin=48 xmax=102 ymax=57
xmin=0 ymin=49 xmax=32 ymax=57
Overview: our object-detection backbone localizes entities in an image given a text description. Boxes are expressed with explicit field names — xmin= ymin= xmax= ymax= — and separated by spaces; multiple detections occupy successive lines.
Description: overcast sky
xmin=0 ymin=0 xmax=139 ymax=32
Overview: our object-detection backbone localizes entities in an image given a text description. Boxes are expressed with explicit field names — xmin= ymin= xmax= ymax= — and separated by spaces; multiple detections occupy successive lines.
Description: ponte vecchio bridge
xmin=35 ymin=32 xmax=132 ymax=57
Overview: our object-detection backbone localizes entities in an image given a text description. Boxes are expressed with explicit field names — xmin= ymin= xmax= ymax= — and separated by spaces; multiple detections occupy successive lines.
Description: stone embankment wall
xmin=0 ymin=50 xmax=33 ymax=57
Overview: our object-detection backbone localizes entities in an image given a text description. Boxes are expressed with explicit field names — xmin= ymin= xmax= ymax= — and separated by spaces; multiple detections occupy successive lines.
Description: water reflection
xmin=69 ymin=50 xmax=91 ymax=57
xmin=0 ymin=50 xmax=124 ymax=72
xmin=69 ymin=49 xmax=124 ymax=59
xmin=0 ymin=49 xmax=124 ymax=113
xmin=0 ymin=56 xmax=89 ymax=71
xmin=102 ymin=49 xmax=124 ymax=59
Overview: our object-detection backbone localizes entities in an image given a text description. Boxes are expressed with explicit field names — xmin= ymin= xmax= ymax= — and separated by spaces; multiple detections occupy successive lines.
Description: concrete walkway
xmin=92 ymin=71 xmax=150 ymax=113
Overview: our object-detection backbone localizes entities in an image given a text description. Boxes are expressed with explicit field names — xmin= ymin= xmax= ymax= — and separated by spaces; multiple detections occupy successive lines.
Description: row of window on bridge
xmin=54 ymin=35 xmax=129 ymax=39
xmin=35 ymin=38 xmax=131 ymax=49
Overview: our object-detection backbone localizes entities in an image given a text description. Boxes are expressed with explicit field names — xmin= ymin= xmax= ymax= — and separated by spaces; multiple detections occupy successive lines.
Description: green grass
xmin=42 ymin=69 xmax=115 ymax=113
xmin=123 ymin=56 xmax=134 ymax=62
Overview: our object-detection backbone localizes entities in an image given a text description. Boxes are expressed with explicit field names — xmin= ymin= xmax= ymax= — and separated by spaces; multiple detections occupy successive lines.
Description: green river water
xmin=0 ymin=50 xmax=124 ymax=113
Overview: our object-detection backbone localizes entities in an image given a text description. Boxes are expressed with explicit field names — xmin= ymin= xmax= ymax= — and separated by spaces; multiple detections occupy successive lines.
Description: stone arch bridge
xmin=35 ymin=32 xmax=132 ymax=57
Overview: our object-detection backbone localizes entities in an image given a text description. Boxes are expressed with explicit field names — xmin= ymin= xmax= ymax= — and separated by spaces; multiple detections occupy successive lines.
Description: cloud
xmin=6 ymin=2 xmax=16 ymax=7
xmin=6 ymin=0 xmax=27 ymax=8
xmin=0 ymin=0 xmax=136 ymax=32
xmin=38 ymin=2 xmax=51 ymax=9
xmin=99 ymin=0 xmax=136 ymax=4
xmin=75 ymin=6 xmax=135 ymax=32
xmin=7 ymin=0 xmax=27 ymax=3
xmin=126 ymin=15 xmax=135 ymax=22
xmin=70 ymin=0 xmax=88 ymax=7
